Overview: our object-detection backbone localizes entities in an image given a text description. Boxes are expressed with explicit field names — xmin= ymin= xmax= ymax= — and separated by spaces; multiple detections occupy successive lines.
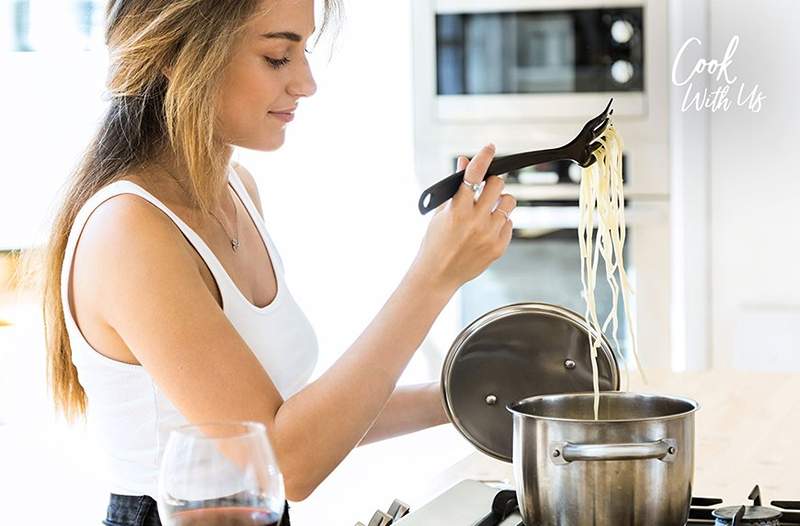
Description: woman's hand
xmin=413 ymin=143 xmax=517 ymax=292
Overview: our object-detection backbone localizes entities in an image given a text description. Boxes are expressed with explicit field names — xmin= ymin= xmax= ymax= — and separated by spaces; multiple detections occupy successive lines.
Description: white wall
xmin=0 ymin=1 xmax=109 ymax=250
xmin=708 ymin=0 xmax=800 ymax=370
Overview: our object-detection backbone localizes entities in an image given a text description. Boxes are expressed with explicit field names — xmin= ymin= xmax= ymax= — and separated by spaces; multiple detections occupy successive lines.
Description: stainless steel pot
xmin=508 ymin=392 xmax=699 ymax=526
xmin=442 ymin=303 xmax=700 ymax=526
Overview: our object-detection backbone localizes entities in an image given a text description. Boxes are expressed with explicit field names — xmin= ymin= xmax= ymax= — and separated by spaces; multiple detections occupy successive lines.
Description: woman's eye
xmin=264 ymin=47 xmax=311 ymax=70
xmin=265 ymin=56 xmax=291 ymax=69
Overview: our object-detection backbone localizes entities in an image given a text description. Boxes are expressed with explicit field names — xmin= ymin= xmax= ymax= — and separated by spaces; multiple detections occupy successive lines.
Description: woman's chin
xmin=235 ymin=134 xmax=286 ymax=152
xmin=262 ymin=137 xmax=285 ymax=152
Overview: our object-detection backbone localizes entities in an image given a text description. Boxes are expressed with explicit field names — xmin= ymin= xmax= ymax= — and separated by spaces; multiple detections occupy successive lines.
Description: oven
xmin=411 ymin=0 xmax=673 ymax=370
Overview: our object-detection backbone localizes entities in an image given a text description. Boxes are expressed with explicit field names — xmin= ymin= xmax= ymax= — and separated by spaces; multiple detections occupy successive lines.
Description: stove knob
xmin=388 ymin=499 xmax=410 ymax=521
xmin=368 ymin=510 xmax=394 ymax=526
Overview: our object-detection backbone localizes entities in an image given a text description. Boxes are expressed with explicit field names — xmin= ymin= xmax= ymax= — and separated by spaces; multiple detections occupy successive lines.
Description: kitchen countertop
xmin=281 ymin=369 xmax=800 ymax=524
xmin=413 ymin=369 xmax=800 ymax=507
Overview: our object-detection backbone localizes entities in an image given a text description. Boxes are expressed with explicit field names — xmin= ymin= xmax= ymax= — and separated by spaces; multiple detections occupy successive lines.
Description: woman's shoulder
xmin=83 ymin=187 xmax=179 ymax=236
xmin=73 ymin=180 xmax=197 ymax=280
xmin=81 ymin=166 xmax=184 ymax=240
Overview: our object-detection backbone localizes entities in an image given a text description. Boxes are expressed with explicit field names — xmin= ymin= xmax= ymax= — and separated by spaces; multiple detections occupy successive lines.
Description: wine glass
xmin=157 ymin=421 xmax=285 ymax=526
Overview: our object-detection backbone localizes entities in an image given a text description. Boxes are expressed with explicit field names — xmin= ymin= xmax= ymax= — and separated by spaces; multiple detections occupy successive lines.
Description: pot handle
xmin=550 ymin=438 xmax=678 ymax=465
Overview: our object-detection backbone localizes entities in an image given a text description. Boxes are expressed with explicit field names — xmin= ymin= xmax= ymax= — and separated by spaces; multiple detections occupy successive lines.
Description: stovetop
xmin=359 ymin=480 xmax=800 ymax=526
xmin=687 ymin=485 xmax=800 ymax=525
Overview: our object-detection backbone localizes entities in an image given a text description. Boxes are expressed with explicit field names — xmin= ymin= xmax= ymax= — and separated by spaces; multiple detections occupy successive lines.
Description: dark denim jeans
xmin=103 ymin=494 xmax=291 ymax=526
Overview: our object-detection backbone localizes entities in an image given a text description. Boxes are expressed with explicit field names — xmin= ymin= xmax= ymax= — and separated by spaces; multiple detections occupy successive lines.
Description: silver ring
xmin=495 ymin=208 xmax=510 ymax=220
xmin=462 ymin=180 xmax=482 ymax=193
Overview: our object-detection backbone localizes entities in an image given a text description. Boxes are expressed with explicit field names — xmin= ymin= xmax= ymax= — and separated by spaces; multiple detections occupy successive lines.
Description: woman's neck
xmin=147 ymin=148 xmax=234 ymax=210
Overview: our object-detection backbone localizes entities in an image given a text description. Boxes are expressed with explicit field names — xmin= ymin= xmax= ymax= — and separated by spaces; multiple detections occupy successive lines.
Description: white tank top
xmin=61 ymin=165 xmax=318 ymax=498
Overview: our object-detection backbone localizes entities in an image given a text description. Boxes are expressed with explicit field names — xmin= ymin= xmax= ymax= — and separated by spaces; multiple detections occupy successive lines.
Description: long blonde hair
xmin=34 ymin=0 xmax=342 ymax=422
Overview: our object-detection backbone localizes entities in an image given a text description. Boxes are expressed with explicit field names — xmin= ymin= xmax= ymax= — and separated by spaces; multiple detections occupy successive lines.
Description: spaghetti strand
xmin=578 ymin=122 xmax=644 ymax=419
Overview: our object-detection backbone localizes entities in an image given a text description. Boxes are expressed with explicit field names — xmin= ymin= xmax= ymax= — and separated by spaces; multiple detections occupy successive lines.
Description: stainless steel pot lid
xmin=441 ymin=303 xmax=620 ymax=462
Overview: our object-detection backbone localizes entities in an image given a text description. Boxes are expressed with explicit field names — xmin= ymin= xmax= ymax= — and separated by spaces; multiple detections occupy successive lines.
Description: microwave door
xmin=517 ymin=14 xmax=575 ymax=93
xmin=465 ymin=14 xmax=504 ymax=94
xmin=463 ymin=13 xmax=576 ymax=94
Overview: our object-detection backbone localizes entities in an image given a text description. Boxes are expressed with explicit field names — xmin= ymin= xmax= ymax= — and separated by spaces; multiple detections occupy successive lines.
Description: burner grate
xmin=367 ymin=482 xmax=800 ymax=526
xmin=687 ymin=486 xmax=800 ymax=525
xmin=484 ymin=487 xmax=800 ymax=526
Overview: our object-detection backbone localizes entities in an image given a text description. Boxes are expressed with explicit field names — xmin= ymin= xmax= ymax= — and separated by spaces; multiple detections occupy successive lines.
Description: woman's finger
xmin=434 ymin=156 xmax=470 ymax=214
xmin=497 ymin=211 xmax=514 ymax=244
xmin=475 ymin=175 xmax=505 ymax=215
xmin=490 ymin=194 xmax=517 ymax=232
xmin=452 ymin=143 xmax=495 ymax=209
xmin=456 ymin=155 xmax=469 ymax=173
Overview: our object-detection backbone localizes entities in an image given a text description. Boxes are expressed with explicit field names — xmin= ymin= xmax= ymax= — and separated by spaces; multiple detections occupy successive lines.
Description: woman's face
xmin=216 ymin=0 xmax=318 ymax=151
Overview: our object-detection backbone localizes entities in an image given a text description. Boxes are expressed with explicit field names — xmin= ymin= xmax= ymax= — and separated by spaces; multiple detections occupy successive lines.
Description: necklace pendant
xmin=231 ymin=238 xmax=240 ymax=252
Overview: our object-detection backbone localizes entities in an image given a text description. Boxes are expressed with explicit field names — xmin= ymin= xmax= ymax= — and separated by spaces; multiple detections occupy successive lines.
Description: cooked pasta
xmin=578 ymin=121 xmax=645 ymax=420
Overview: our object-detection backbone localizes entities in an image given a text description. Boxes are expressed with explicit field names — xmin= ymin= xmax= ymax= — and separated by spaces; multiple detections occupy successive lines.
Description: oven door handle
xmin=509 ymin=202 xmax=667 ymax=235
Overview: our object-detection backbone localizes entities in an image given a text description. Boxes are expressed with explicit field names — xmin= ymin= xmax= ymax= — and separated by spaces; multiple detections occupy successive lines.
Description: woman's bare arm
xmin=271 ymin=268 xmax=455 ymax=499
xmin=356 ymin=382 xmax=448 ymax=446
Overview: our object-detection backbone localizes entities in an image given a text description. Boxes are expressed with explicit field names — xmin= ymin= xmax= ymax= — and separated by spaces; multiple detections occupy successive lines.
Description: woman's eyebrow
xmin=260 ymin=27 xmax=316 ymax=42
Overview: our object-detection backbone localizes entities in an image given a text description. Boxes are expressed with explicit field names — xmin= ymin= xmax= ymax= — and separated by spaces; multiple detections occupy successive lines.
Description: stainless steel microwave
xmin=413 ymin=0 xmax=652 ymax=121
xmin=436 ymin=7 xmax=643 ymax=95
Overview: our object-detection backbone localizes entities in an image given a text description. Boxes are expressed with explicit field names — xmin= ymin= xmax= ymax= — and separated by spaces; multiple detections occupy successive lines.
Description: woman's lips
xmin=268 ymin=111 xmax=295 ymax=123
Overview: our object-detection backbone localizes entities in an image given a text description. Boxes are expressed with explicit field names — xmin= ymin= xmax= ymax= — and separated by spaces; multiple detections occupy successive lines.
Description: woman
xmin=40 ymin=1 xmax=516 ymax=524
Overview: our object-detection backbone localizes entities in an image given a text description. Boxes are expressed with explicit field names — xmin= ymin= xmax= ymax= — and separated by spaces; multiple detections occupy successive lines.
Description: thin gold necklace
xmin=156 ymin=161 xmax=241 ymax=253
xmin=210 ymin=191 xmax=240 ymax=253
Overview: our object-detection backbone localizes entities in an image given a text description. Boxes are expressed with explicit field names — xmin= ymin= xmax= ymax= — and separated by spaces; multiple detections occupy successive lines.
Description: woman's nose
xmin=289 ymin=60 xmax=317 ymax=99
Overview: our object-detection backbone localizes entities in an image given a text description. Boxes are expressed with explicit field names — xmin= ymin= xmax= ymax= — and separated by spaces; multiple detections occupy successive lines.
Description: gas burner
xmin=712 ymin=504 xmax=782 ymax=526
xmin=689 ymin=486 xmax=800 ymax=526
